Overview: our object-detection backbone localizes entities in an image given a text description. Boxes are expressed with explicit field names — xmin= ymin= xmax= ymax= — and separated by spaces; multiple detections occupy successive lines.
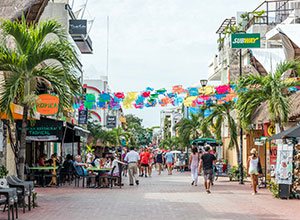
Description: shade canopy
xmin=270 ymin=124 xmax=300 ymax=140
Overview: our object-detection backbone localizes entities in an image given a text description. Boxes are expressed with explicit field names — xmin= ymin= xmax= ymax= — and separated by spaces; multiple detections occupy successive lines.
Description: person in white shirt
xmin=124 ymin=147 xmax=140 ymax=186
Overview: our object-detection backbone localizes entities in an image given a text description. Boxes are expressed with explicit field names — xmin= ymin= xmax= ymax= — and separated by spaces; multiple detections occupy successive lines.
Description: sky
xmin=76 ymin=0 xmax=261 ymax=127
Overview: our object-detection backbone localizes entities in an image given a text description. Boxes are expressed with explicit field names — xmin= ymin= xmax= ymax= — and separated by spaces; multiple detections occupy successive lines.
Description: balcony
xmin=243 ymin=0 xmax=299 ymax=32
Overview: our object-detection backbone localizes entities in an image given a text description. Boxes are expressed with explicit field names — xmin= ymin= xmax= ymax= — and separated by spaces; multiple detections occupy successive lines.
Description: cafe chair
xmin=6 ymin=176 xmax=28 ymax=214
xmin=0 ymin=180 xmax=19 ymax=220
xmin=10 ymin=176 xmax=35 ymax=210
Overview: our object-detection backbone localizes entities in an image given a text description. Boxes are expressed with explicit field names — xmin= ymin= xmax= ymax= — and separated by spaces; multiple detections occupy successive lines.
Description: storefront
xmin=16 ymin=118 xmax=89 ymax=165
xmin=269 ymin=124 xmax=300 ymax=199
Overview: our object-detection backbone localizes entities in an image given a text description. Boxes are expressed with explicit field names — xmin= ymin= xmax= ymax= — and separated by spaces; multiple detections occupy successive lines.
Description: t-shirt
xmin=201 ymin=153 xmax=216 ymax=170
xmin=140 ymin=152 xmax=150 ymax=164
xmin=156 ymin=153 xmax=163 ymax=163
xmin=165 ymin=152 xmax=174 ymax=163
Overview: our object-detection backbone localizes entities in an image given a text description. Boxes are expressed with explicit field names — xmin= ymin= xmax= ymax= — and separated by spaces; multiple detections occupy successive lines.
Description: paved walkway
xmin=2 ymin=171 xmax=299 ymax=220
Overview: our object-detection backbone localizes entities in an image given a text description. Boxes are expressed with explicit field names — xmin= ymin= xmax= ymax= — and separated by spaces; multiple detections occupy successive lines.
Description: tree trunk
xmin=18 ymin=105 xmax=29 ymax=180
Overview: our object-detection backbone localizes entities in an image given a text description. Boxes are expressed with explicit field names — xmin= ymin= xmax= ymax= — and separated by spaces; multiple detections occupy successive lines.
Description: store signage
xmin=231 ymin=33 xmax=261 ymax=48
xmin=106 ymin=116 xmax=117 ymax=128
xmin=276 ymin=144 xmax=293 ymax=185
xmin=16 ymin=118 xmax=63 ymax=141
xmin=267 ymin=124 xmax=275 ymax=136
xmin=69 ymin=20 xmax=87 ymax=35
xmin=36 ymin=94 xmax=59 ymax=115
xmin=78 ymin=109 xmax=88 ymax=124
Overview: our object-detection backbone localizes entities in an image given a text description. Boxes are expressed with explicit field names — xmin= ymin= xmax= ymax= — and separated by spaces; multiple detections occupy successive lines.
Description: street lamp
xmin=200 ymin=79 xmax=208 ymax=87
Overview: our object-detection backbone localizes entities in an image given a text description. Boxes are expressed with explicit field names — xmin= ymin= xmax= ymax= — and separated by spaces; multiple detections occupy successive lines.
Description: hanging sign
xmin=267 ymin=124 xmax=275 ymax=136
xmin=106 ymin=116 xmax=117 ymax=128
xmin=36 ymin=94 xmax=59 ymax=115
xmin=231 ymin=33 xmax=261 ymax=48
xmin=78 ymin=109 xmax=88 ymax=124
xmin=16 ymin=118 xmax=63 ymax=141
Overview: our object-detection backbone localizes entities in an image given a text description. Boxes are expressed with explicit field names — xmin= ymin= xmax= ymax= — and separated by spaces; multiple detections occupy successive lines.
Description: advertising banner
xmin=276 ymin=143 xmax=293 ymax=184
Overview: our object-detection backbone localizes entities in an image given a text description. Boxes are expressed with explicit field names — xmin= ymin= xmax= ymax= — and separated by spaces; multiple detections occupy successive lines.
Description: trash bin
xmin=279 ymin=184 xmax=290 ymax=199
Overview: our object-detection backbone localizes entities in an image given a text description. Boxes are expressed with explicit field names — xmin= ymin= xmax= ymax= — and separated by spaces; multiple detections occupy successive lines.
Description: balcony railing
xmin=244 ymin=0 xmax=298 ymax=31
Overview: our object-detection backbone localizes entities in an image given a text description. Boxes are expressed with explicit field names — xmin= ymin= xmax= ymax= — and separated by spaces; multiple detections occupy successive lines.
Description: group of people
xmin=122 ymin=146 xmax=178 ymax=185
xmin=189 ymin=145 xmax=217 ymax=194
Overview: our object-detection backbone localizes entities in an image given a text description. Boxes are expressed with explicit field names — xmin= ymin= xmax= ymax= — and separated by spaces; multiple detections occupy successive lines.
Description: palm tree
xmin=175 ymin=111 xmax=212 ymax=147
xmin=111 ymin=127 xmax=132 ymax=146
xmin=0 ymin=18 xmax=81 ymax=179
xmin=237 ymin=61 xmax=300 ymax=132
xmin=206 ymin=101 xmax=239 ymax=163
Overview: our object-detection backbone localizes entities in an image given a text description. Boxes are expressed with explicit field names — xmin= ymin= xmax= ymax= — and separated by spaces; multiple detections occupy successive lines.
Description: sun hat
xmin=250 ymin=148 xmax=257 ymax=154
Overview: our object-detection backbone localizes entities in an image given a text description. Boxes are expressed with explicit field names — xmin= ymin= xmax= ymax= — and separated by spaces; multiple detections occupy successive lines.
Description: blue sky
xmin=77 ymin=0 xmax=261 ymax=127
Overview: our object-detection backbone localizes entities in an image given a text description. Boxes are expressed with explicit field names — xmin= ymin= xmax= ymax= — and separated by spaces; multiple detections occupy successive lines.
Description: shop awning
xmin=74 ymin=126 xmax=90 ymax=138
xmin=270 ymin=124 xmax=300 ymax=140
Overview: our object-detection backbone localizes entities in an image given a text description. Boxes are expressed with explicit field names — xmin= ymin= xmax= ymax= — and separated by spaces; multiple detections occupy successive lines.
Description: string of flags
xmin=73 ymin=84 xmax=300 ymax=111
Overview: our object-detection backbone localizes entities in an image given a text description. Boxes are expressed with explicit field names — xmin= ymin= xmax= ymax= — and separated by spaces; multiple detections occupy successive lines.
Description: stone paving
xmin=1 ymin=171 xmax=299 ymax=220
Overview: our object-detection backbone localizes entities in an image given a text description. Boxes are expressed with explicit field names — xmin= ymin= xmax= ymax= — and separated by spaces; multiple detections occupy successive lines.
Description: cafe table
xmin=87 ymin=167 xmax=112 ymax=188
xmin=28 ymin=166 xmax=58 ymax=187
xmin=87 ymin=167 xmax=112 ymax=172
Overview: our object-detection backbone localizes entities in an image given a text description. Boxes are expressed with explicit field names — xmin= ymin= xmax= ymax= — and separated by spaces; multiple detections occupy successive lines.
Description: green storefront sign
xmin=231 ymin=33 xmax=261 ymax=48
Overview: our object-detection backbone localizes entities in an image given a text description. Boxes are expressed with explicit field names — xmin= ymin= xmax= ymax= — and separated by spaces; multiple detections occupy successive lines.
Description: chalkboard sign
xmin=78 ymin=109 xmax=88 ymax=124
xmin=106 ymin=116 xmax=117 ymax=128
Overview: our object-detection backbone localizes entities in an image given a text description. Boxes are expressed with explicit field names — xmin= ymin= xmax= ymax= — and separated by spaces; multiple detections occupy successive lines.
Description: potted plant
xmin=0 ymin=165 xmax=9 ymax=188
xmin=0 ymin=165 xmax=8 ymax=179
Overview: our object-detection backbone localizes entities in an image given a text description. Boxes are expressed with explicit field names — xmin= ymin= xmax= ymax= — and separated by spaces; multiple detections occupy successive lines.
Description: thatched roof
xmin=252 ymin=91 xmax=300 ymax=123
xmin=0 ymin=0 xmax=48 ymax=22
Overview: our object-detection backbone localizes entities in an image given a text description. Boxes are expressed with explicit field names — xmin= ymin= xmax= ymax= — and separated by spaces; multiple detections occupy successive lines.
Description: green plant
xmin=237 ymin=61 xmax=300 ymax=132
xmin=32 ymin=192 xmax=38 ymax=208
xmin=0 ymin=165 xmax=8 ymax=178
xmin=228 ymin=166 xmax=247 ymax=181
xmin=0 ymin=17 xmax=81 ymax=180
xmin=268 ymin=180 xmax=279 ymax=198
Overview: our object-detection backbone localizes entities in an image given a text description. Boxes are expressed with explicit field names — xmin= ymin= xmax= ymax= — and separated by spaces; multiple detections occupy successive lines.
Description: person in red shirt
xmin=140 ymin=148 xmax=150 ymax=177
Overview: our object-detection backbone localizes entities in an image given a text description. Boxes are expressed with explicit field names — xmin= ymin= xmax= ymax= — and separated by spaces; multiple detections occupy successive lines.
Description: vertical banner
xmin=276 ymin=143 xmax=293 ymax=184
xmin=106 ymin=116 xmax=117 ymax=128
xmin=78 ymin=109 xmax=88 ymax=124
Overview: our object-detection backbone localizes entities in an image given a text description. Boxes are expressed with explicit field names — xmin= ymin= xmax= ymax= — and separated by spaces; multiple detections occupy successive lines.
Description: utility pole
xmin=239 ymin=48 xmax=244 ymax=184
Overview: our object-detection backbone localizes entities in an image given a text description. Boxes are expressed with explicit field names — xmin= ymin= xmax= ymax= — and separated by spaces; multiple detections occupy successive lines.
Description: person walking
xmin=247 ymin=148 xmax=261 ymax=195
xmin=156 ymin=149 xmax=164 ymax=175
xmin=140 ymin=148 xmax=150 ymax=177
xmin=165 ymin=149 xmax=174 ymax=175
xmin=189 ymin=147 xmax=200 ymax=186
xmin=124 ymin=147 xmax=140 ymax=186
xmin=199 ymin=145 xmax=216 ymax=194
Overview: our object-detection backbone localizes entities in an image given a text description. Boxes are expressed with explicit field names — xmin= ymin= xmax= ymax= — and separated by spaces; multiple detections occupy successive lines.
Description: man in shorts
xmin=199 ymin=145 xmax=216 ymax=194
xmin=165 ymin=149 xmax=174 ymax=175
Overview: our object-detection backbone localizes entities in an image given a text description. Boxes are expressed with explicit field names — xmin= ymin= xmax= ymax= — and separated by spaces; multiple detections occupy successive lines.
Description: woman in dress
xmin=247 ymin=148 xmax=259 ymax=195
xmin=189 ymin=147 xmax=200 ymax=186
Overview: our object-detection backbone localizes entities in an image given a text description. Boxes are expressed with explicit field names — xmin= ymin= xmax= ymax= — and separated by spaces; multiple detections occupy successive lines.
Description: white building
xmin=160 ymin=108 xmax=183 ymax=138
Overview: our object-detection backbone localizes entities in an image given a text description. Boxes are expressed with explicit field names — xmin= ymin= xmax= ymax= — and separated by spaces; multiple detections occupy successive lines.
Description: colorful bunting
xmin=76 ymin=82 xmax=298 ymax=111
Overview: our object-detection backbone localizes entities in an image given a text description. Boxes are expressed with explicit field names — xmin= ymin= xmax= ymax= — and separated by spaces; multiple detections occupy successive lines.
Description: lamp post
xmin=200 ymin=79 xmax=208 ymax=87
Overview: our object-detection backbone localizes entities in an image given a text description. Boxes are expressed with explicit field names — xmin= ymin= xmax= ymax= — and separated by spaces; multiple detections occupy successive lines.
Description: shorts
xmin=203 ymin=169 xmax=213 ymax=181
xmin=167 ymin=162 xmax=173 ymax=166
xmin=141 ymin=163 xmax=149 ymax=167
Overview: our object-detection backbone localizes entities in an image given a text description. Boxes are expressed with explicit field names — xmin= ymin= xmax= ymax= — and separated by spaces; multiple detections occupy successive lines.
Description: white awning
xmin=250 ymin=48 xmax=285 ymax=74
